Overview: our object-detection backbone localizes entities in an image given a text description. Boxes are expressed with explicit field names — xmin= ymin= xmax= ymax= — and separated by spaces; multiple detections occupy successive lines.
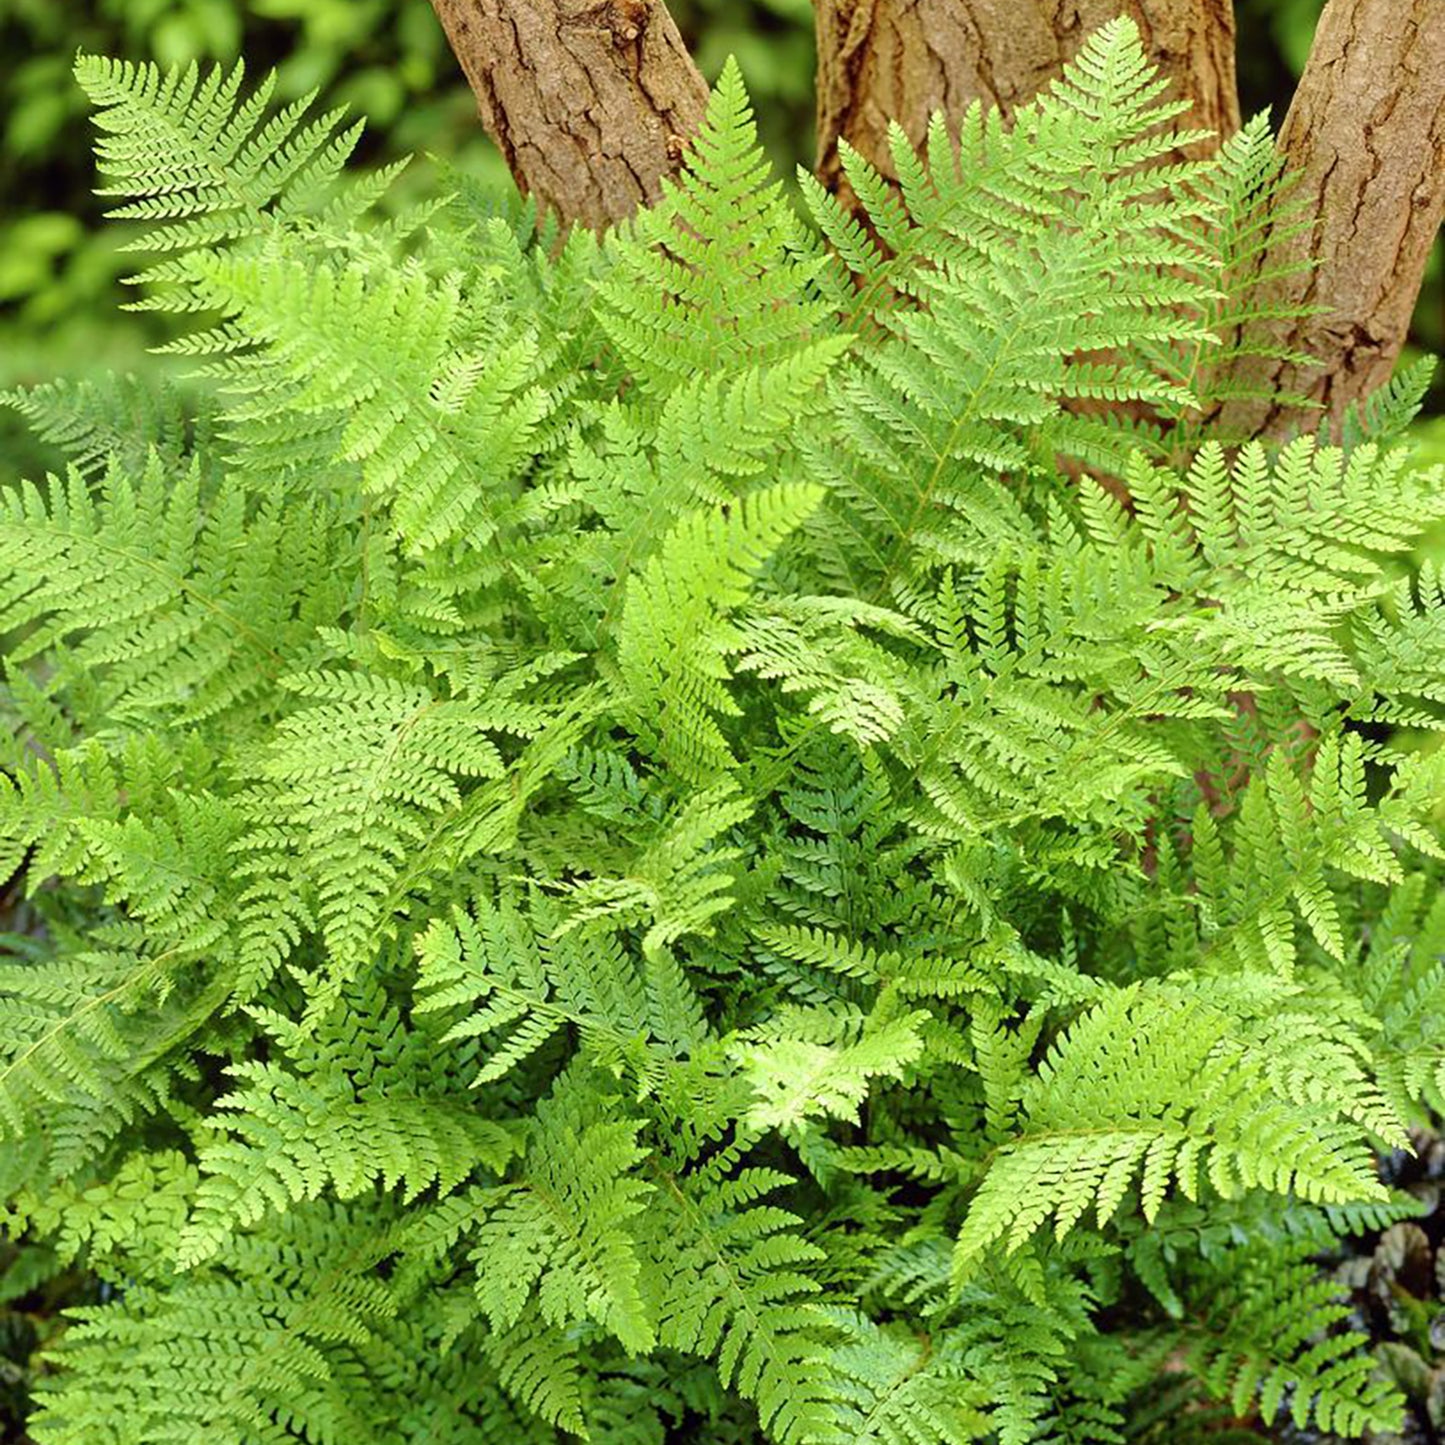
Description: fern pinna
xmin=2 ymin=20 xmax=1444 ymax=1443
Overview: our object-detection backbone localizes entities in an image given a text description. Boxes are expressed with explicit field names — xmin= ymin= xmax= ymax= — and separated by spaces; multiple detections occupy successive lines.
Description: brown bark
xmin=1221 ymin=0 xmax=1445 ymax=438
xmin=427 ymin=0 xmax=708 ymax=231
xmin=812 ymin=0 xmax=1239 ymax=197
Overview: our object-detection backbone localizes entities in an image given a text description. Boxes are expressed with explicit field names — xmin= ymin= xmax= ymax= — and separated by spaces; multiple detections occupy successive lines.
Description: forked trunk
xmin=431 ymin=0 xmax=1445 ymax=442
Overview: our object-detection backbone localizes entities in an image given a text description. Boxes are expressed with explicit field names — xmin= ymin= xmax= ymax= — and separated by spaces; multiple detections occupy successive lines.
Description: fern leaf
xmin=617 ymin=483 xmax=823 ymax=780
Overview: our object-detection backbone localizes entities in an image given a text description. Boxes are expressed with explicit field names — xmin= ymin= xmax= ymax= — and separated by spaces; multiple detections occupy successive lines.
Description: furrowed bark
xmin=812 ymin=0 xmax=1239 ymax=198
xmin=1222 ymin=0 xmax=1445 ymax=438
xmin=428 ymin=0 xmax=708 ymax=231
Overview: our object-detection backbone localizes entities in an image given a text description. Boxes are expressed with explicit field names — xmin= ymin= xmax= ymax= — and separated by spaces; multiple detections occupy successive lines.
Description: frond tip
xmin=74 ymin=54 xmax=365 ymax=299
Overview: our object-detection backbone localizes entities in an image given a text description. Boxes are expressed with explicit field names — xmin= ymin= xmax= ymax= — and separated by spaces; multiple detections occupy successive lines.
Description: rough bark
xmin=812 ymin=0 xmax=1239 ymax=198
xmin=1221 ymin=0 xmax=1445 ymax=438
xmin=427 ymin=0 xmax=708 ymax=231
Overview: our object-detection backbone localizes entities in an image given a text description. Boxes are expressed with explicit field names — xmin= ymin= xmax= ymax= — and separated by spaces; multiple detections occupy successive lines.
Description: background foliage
xmin=0 ymin=0 xmax=810 ymax=399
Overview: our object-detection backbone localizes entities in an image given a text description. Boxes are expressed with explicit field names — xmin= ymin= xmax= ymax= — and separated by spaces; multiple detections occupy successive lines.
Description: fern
xmin=465 ymin=1068 xmax=656 ymax=1353
xmin=185 ymin=248 xmax=562 ymax=556
xmin=800 ymin=19 xmax=1222 ymax=600
xmin=176 ymin=988 xmax=517 ymax=1267
xmin=616 ymin=481 xmax=824 ymax=781
xmin=952 ymin=983 xmax=1390 ymax=1289
xmin=74 ymin=54 xmax=367 ymax=304
xmin=239 ymin=666 xmax=562 ymax=997
xmin=4 ymin=23 xmax=1443 ymax=1445
xmin=1178 ymin=1244 xmax=1405 ymax=1436
xmin=822 ymin=1311 xmax=990 ymax=1444
xmin=599 ymin=56 xmax=837 ymax=394
xmin=0 ymin=457 xmax=343 ymax=727
xmin=641 ymin=1157 xmax=838 ymax=1444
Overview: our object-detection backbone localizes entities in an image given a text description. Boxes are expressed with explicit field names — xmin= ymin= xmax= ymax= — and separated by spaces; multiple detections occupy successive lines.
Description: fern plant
xmin=3 ymin=22 xmax=1445 ymax=1443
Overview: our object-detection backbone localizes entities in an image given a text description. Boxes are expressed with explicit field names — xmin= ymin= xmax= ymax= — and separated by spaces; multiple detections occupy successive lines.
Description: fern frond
xmin=1178 ymin=1246 xmax=1405 ymax=1436
xmin=177 ymin=1056 xmax=515 ymax=1268
xmin=0 ymin=944 xmax=215 ymax=1174
xmin=599 ymin=56 xmax=837 ymax=393
xmin=74 ymin=54 xmax=364 ymax=301
xmin=415 ymin=887 xmax=655 ymax=1085
xmin=0 ymin=458 xmax=343 ymax=727
xmin=555 ymin=781 xmax=753 ymax=962
xmin=616 ymin=483 xmax=823 ymax=780
xmin=644 ymin=1158 xmax=838 ymax=1444
xmin=31 ymin=1202 xmax=397 ymax=1445
xmin=186 ymin=248 xmax=561 ymax=556
xmin=1164 ymin=111 xmax=1318 ymax=444
xmin=739 ymin=1009 xmax=927 ymax=1132
xmin=822 ymin=1310 xmax=990 ymax=1444
xmin=1123 ymin=439 xmax=1445 ymax=689
xmin=953 ymin=985 xmax=1387 ymax=1286
xmin=239 ymin=668 xmax=539 ymax=980
xmin=461 ymin=1069 xmax=656 ymax=1353
xmin=1 ymin=372 xmax=207 ymax=478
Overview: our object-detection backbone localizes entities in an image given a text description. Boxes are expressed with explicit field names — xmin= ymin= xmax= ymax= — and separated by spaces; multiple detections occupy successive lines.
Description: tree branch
xmin=428 ymin=0 xmax=708 ymax=231
xmin=1222 ymin=0 xmax=1445 ymax=438
xmin=812 ymin=0 xmax=1239 ymax=201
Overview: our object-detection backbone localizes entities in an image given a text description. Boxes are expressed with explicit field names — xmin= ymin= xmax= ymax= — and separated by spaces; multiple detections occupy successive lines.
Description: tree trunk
xmin=427 ymin=0 xmax=708 ymax=232
xmin=812 ymin=0 xmax=1239 ymax=199
xmin=1220 ymin=0 xmax=1445 ymax=438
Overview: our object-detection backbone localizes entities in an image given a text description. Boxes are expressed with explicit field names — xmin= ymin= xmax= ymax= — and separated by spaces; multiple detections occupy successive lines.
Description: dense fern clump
xmin=4 ymin=21 xmax=1445 ymax=1442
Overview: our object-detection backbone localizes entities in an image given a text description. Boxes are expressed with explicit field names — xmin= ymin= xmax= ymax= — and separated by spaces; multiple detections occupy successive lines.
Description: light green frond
xmin=0 ymin=457 xmax=344 ymax=728
xmin=600 ymin=56 xmax=837 ymax=393
xmin=953 ymin=986 xmax=1387 ymax=1287
xmin=821 ymin=1310 xmax=990 ymax=1444
xmin=0 ymin=944 xmax=207 ymax=1173
xmin=15 ymin=1149 xmax=197 ymax=1280
xmin=415 ymin=888 xmax=656 ymax=1085
xmin=188 ymin=249 xmax=561 ymax=556
xmin=617 ymin=483 xmax=823 ymax=780
xmin=30 ymin=1203 xmax=398 ymax=1445
xmin=1182 ymin=737 xmax=1444 ymax=977
xmin=240 ymin=669 xmax=539 ymax=980
xmin=1123 ymin=438 xmax=1445 ymax=689
xmin=1163 ymin=112 xmax=1317 ymax=444
xmin=177 ymin=1056 xmax=515 ymax=1268
xmin=74 ymin=54 xmax=366 ymax=301
xmin=556 ymin=781 xmax=753 ymax=961
xmin=465 ymin=1071 xmax=655 ymax=1354
xmin=643 ymin=1159 xmax=837 ymax=1444
xmin=739 ymin=1010 xmax=927 ymax=1132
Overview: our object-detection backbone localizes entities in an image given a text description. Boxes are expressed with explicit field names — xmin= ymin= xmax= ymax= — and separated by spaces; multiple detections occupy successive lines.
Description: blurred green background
xmin=0 ymin=0 xmax=1440 ymax=439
